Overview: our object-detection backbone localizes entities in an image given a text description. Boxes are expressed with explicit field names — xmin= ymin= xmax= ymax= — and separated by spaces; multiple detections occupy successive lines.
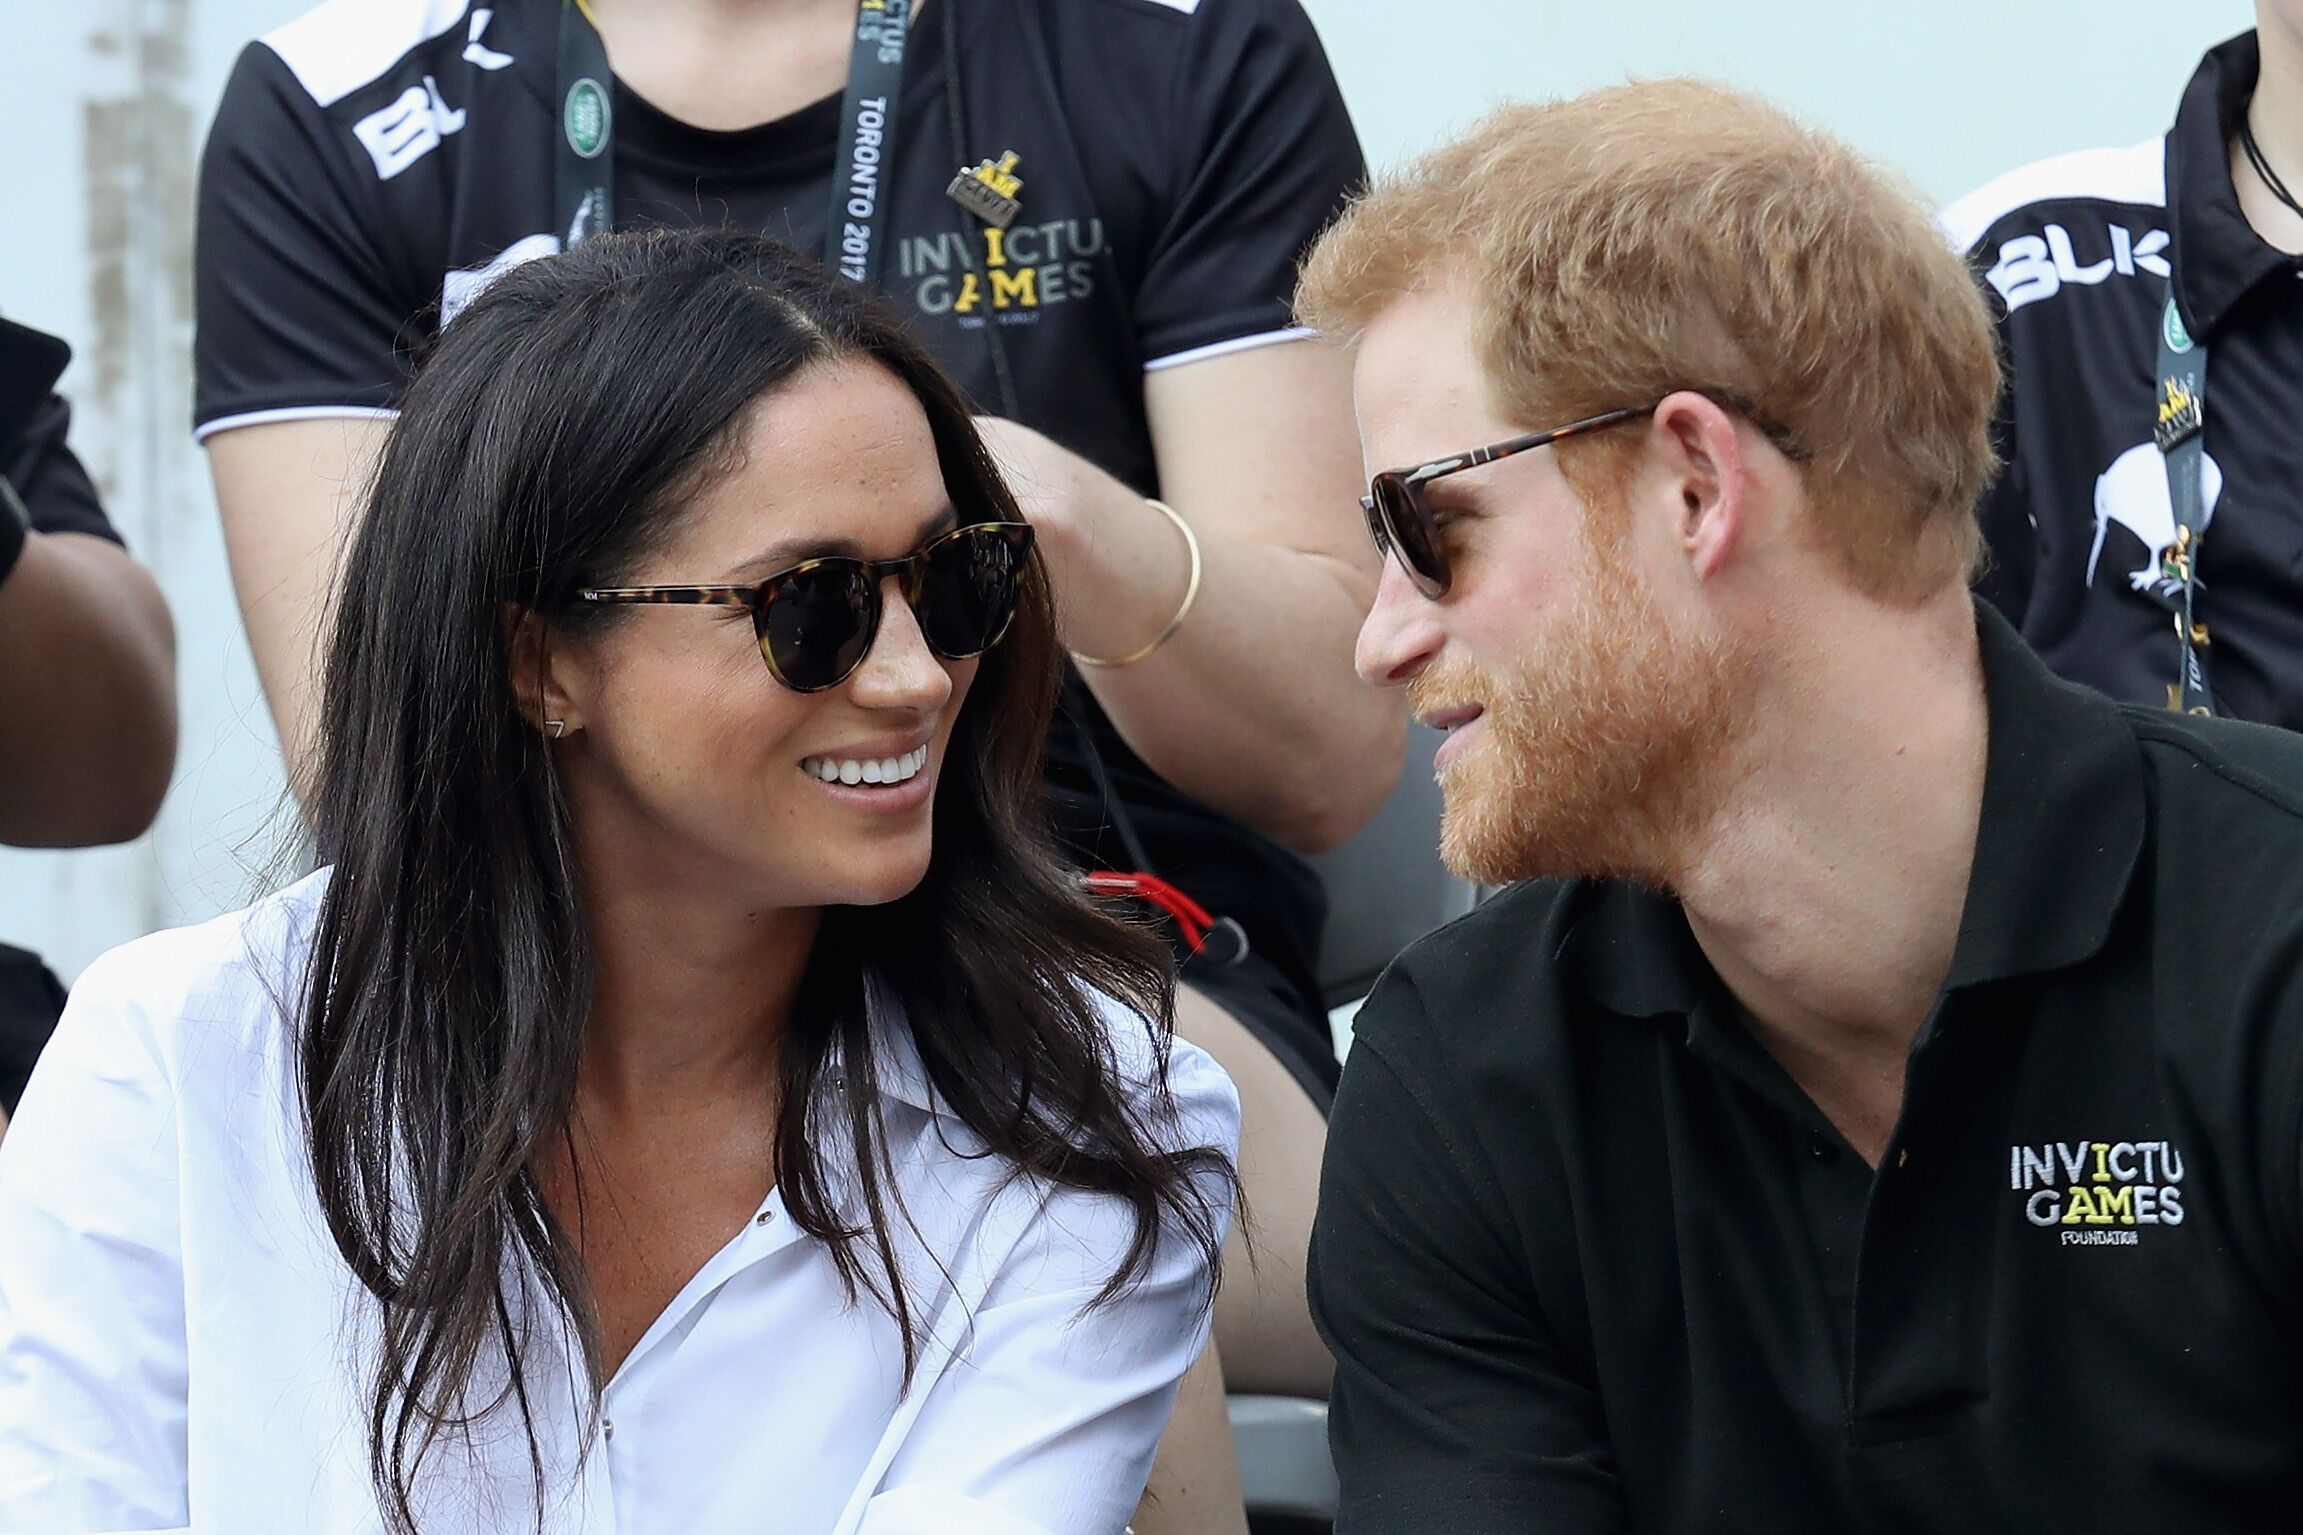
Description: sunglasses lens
xmin=1373 ymin=477 xmax=1449 ymax=597
xmin=759 ymin=561 xmax=877 ymax=691
xmin=916 ymin=523 xmax=1033 ymax=659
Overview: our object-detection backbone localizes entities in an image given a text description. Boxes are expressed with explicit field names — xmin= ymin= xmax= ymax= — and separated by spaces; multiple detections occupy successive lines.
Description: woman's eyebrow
xmin=913 ymin=503 xmax=961 ymax=543
xmin=724 ymin=503 xmax=961 ymax=580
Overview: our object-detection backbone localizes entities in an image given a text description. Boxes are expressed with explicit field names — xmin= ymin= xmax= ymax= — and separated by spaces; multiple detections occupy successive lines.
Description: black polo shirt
xmin=2 ymin=320 xmax=115 ymax=548
xmin=1310 ymin=604 xmax=2303 ymax=1533
xmin=1942 ymin=30 xmax=2303 ymax=726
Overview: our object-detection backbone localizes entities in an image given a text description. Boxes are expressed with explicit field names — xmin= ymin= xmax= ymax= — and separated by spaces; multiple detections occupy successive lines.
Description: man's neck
xmin=2235 ymin=15 xmax=2303 ymax=253
xmin=1673 ymin=589 xmax=1989 ymax=1162
xmin=587 ymin=0 xmax=874 ymax=132
xmin=593 ymin=0 xmax=852 ymax=27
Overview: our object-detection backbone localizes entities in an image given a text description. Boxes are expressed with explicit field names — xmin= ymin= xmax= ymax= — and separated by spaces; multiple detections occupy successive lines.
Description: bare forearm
xmin=1025 ymin=451 xmax=1403 ymax=852
xmin=208 ymin=417 xmax=389 ymax=811
xmin=0 ymin=532 xmax=176 ymax=846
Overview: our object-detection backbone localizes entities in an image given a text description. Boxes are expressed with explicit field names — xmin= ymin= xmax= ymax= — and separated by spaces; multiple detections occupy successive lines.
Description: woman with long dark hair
xmin=202 ymin=13 xmax=1399 ymax=1512
xmin=0 ymin=228 xmax=1236 ymax=1534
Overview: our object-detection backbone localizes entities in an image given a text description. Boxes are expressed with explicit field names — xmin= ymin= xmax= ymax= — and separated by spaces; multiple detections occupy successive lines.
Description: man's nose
xmin=1355 ymin=555 xmax=1442 ymax=688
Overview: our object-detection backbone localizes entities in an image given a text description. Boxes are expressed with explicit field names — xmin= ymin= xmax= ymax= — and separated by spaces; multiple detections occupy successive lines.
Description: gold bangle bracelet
xmin=1071 ymin=498 xmax=1202 ymax=669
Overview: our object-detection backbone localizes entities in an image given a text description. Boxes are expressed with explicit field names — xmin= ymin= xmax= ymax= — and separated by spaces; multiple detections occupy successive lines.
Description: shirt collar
xmin=2168 ymin=29 xmax=2297 ymax=340
xmin=1942 ymin=602 xmax=2145 ymax=987
xmin=858 ymin=973 xmax=944 ymax=1117
xmin=1559 ymin=603 xmax=2146 ymax=1019
xmin=1556 ymin=880 xmax=1710 ymax=1020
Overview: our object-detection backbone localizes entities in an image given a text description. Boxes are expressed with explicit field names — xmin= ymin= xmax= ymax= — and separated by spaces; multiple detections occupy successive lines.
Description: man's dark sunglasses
xmin=1360 ymin=396 xmax=1806 ymax=599
xmin=579 ymin=520 xmax=1035 ymax=692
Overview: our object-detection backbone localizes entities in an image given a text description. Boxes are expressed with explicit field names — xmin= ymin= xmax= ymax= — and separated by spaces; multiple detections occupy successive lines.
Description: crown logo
xmin=2153 ymin=376 xmax=2203 ymax=450
xmin=946 ymin=152 xmax=1024 ymax=229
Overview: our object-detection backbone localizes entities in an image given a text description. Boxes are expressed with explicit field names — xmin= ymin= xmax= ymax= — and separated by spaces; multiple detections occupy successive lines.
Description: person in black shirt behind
xmin=1297 ymin=80 xmax=2303 ymax=1532
xmin=1942 ymin=6 xmax=2303 ymax=726
xmin=0 ymin=318 xmax=176 ymax=1139
xmin=193 ymin=0 xmax=1396 ymax=1521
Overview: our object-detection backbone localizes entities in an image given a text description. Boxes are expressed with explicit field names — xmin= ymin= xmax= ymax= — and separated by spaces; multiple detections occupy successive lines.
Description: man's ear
xmin=1651 ymin=390 xmax=1749 ymax=583
xmin=504 ymin=604 xmax=583 ymax=738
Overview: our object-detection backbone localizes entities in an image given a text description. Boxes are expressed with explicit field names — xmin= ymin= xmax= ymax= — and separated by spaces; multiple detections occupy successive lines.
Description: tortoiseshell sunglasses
xmin=1361 ymin=407 xmax=1652 ymax=600
xmin=579 ymin=521 xmax=1035 ymax=692
xmin=1362 ymin=393 xmax=1808 ymax=599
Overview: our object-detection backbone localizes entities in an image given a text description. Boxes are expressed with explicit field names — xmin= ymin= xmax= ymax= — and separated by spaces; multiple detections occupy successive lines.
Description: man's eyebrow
xmin=724 ymin=503 xmax=960 ymax=579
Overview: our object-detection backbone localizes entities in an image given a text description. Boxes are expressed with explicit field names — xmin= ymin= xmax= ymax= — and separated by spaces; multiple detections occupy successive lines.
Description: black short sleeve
xmin=5 ymin=396 xmax=119 ymax=547
xmin=193 ymin=42 xmax=415 ymax=434
xmin=1131 ymin=0 xmax=1362 ymax=364
xmin=1310 ymin=969 xmax=1623 ymax=1534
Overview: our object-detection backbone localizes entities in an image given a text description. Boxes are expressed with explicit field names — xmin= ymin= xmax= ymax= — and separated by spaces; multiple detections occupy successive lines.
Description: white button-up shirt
xmin=0 ymin=875 xmax=1237 ymax=1534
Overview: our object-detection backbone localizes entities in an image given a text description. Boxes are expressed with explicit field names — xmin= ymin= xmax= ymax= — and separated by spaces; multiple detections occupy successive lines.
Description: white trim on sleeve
xmin=1938 ymin=137 xmax=2166 ymax=254
xmin=193 ymin=405 xmax=401 ymax=445
xmin=261 ymin=0 xmax=473 ymax=108
xmin=1142 ymin=327 xmax=1317 ymax=373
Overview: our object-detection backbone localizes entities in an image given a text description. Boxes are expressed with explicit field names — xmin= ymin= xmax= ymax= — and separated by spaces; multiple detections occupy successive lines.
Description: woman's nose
xmin=846 ymin=575 xmax=956 ymax=710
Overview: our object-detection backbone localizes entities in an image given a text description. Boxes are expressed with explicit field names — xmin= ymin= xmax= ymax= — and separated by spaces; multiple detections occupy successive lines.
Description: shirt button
xmin=1896 ymin=1148 xmax=1910 ymax=1169
xmin=1808 ymin=1136 xmax=1836 ymax=1162
xmin=755 ymin=1209 xmax=776 ymax=1227
xmin=603 ymin=1419 xmax=616 ymax=1442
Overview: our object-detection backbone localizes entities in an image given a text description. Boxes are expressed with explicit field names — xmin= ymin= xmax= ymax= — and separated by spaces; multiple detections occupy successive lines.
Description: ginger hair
xmin=1298 ymin=79 xmax=2000 ymax=601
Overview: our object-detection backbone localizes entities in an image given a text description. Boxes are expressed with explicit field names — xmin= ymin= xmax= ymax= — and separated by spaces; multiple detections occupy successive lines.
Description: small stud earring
xmin=546 ymin=719 xmax=567 ymax=740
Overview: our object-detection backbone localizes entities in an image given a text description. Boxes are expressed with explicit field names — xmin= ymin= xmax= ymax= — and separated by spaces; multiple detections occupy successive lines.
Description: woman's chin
xmin=818 ymin=851 xmax=935 ymax=910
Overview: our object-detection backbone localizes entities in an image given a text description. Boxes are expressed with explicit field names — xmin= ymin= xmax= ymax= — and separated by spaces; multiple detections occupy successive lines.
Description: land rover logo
xmin=2161 ymin=296 xmax=2194 ymax=355
xmin=564 ymin=77 xmax=609 ymax=159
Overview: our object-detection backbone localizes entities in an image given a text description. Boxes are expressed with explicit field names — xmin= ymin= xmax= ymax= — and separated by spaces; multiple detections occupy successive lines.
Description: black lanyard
xmin=554 ymin=0 xmax=914 ymax=285
xmin=2152 ymin=292 xmax=2213 ymax=715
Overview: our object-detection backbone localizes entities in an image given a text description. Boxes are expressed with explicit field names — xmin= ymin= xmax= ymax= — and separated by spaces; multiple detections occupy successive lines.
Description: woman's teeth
xmin=802 ymin=745 xmax=930 ymax=787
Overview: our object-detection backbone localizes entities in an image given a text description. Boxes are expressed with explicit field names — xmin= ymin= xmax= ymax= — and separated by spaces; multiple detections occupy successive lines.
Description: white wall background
xmin=0 ymin=0 xmax=2258 ymax=979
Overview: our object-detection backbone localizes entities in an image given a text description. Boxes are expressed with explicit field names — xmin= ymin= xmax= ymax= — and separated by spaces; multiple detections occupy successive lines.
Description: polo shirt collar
xmin=1556 ymin=880 xmax=1709 ymax=1020
xmin=1944 ymin=602 xmax=2145 ymax=987
xmin=2168 ymin=30 xmax=2295 ymax=341
xmin=1559 ymin=604 xmax=2146 ymax=1017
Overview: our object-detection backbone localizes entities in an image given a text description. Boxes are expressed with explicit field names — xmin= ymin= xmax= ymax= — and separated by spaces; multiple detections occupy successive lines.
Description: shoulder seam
xmin=1939 ymin=137 xmax=2167 ymax=253
xmin=1347 ymin=1027 xmax=1517 ymax=1216
xmin=2124 ymin=710 xmax=2303 ymax=823
xmin=260 ymin=0 xmax=474 ymax=109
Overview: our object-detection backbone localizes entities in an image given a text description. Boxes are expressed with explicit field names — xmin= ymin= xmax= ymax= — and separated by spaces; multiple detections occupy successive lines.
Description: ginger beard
xmin=1412 ymin=517 xmax=1751 ymax=888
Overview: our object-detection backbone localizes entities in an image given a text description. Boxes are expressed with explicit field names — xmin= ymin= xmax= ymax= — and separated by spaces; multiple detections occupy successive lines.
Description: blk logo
xmin=1987 ymin=221 xmax=2169 ymax=313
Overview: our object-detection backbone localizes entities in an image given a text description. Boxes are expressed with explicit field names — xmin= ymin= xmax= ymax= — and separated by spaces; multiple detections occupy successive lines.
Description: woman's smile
xmin=799 ymin=742 xmax=930 ymax=787
xmin=798 ymin=739 xmax=938 ymax=813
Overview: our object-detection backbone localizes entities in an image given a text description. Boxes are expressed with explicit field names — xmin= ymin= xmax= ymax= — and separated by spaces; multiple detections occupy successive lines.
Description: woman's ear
xmin=504 ymin=604 xmax=583 ymax=739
